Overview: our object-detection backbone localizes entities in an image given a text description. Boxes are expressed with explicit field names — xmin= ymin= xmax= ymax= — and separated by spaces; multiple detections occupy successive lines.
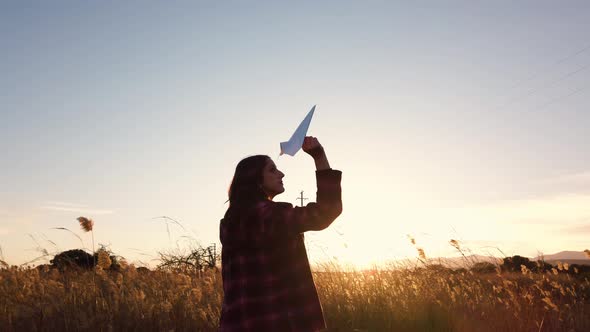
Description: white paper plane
xmin=279 ymin=105 xmax=316 ymax=156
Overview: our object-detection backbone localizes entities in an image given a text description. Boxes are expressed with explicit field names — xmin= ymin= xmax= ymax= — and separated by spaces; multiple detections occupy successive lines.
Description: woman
xmin=219 ymin=136 xmax=343 ymax=331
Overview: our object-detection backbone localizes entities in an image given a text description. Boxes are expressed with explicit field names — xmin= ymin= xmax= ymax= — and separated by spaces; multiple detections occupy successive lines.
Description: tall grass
xmin=1 ymin=261 xmax=588 ymax=331
xmin=2 ymin=217 xmax=587 ymax=331
xmin=0 ymin=265 xmax=222 ymax=331
xmin=314 ymin=263 xmax=590 ymax=332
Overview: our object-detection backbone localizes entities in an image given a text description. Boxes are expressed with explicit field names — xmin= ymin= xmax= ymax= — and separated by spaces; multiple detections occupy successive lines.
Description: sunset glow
xmin=2 ymin=2 xmax=589 ymax=269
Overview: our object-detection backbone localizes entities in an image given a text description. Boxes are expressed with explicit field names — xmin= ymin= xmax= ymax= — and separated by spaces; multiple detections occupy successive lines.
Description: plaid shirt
xmin=219 ymin=169 xmax=342 ymax=332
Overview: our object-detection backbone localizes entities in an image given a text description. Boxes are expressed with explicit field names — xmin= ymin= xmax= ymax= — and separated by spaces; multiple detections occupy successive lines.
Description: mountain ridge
xmin=534 ymin=250 xmax=590 ymax=261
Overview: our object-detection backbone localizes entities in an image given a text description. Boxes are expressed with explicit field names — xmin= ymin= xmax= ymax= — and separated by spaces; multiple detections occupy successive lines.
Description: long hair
xmin=226 ymin=155 xmax=270 ymax=208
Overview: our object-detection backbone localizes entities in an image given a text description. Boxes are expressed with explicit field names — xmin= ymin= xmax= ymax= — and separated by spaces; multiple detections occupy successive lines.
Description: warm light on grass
xmin=1 ymin=259 xmax=589 ymax=331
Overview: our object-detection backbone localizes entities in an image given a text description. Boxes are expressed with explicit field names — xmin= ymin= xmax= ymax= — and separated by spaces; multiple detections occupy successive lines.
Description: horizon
xmin=2 ymin=2 xmax=590 ymax=269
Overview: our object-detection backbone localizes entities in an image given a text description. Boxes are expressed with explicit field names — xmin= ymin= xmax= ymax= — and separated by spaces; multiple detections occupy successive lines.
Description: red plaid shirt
xmin=219 ymin=169 xmax=342 ymax=332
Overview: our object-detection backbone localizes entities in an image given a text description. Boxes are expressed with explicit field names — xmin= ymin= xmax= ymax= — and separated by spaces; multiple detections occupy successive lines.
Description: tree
xmin=157 ymin=244 xmax=219 ymax=275
xmin=50 ymin=246 xmax=122 ymax=271
xmin=501 ymin=255 xmax=536 ymax=273
xmin=532 ymin=259 xmax=553 ymax=273
xmin=50 ymin=249 xmax=94 ymax=270
xmin=471 ymin=262 xmax=498 ymax=274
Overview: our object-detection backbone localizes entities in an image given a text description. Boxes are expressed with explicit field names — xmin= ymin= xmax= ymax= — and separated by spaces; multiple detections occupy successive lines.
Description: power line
xmin=496 ymin=61 xmax=590 ymax=111
xmin=535 ymin=85 xmax=588 ymax=111
xmin=440 ymin=42 xmax=590 ymax=116
xmin=505 ymin=43 xmax=590 ymax=91
xmin=478 ymin=42 xmax=590 ymax=114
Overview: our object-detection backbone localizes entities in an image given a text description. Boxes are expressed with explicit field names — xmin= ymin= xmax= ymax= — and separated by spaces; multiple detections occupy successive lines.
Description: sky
xmin=1 ymin=1 xmax=589 ymax=269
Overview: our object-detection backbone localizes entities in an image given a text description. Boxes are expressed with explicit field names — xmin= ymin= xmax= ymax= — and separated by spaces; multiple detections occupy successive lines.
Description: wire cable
xmin=496 ymin=62 xmax=590 ymax=111
xmin=535 ymin=85 xmax=588 ymax=111
xmin=505 ymin=43 xmax=590 ymax=91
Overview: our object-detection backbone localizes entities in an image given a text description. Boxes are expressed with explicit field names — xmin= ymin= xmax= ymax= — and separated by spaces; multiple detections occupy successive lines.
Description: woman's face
xmin=261 ymin=159 xmax=285 ymax=199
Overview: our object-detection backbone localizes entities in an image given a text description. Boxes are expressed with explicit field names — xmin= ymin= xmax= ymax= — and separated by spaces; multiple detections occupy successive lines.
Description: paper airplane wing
xmin=279 ymin=105 xmax=316 ymax=156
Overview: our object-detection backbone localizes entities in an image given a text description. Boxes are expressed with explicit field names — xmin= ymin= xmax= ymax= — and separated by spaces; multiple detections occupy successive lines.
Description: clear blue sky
xmin=2 ymin=1 xmax=589 ymax=268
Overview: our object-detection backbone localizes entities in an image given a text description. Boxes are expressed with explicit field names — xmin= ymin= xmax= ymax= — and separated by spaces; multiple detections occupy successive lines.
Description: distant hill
xmin=382 ymin=251 xmax=590 ymax=269
xmin=542 ymin=259 xmax=590 ymax=266
xmin=534 ymin=251 xmax=590 ymax=261
xmin=532 ymin=251 xmax=590 ymax=266
xmin=421 ymin=251 xmax=590 ymax=268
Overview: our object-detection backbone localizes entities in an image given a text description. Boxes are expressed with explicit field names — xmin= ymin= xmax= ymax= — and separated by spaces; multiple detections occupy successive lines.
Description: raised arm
xmin=256 ymin=136 xmax=341 ymax=234
xmin=302 ymin=136 xmax=331 ymax=171
xmin=221 ymin=137 xmax=342 ymax=248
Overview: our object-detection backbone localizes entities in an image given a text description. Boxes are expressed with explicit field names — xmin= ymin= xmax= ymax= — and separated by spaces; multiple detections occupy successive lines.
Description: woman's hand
xmin=302 ymin=136 xmax=324 ymax=158
xmin=302 ymin=136 xmax=330 ymax=170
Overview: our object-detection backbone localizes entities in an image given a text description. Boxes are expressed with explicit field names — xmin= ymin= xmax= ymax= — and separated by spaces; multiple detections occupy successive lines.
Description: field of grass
xmin=1 ymin=261 xmax=589 ymax=332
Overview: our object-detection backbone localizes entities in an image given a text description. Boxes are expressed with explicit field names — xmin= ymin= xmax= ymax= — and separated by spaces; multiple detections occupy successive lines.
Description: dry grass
xmin=77 ymin=217 xmax=94 ymax=233
xmin=314 ymin=263 xmax=590 ymax=332
xmin=0 ymin=261 xmax=589 ymax=331
xmin=0 ymin=264 xmax=222 ymax=331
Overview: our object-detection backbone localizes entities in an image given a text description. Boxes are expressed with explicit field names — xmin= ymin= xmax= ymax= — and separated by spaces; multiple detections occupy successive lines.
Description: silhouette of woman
xmin=219 ymin=136 xmax=343 ymax=331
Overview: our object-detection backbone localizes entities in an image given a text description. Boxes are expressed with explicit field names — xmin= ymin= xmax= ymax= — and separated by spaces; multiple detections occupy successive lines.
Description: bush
xmin=50 ymin=249 xmax=94 ymax=270
xmin=471 ymin=262 xmax=497 ymax=274
xmin=501 ymin=255 xmax=535 ymax=273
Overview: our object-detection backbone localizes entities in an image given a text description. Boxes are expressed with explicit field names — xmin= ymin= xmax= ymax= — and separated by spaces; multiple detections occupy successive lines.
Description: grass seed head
xmin=417 ymin=248 xmax=426 ymax=260
xmin=97 ymin=249 xmax=112 ymax=269
xmin=77 ymin=217 xmax=94 ymax=232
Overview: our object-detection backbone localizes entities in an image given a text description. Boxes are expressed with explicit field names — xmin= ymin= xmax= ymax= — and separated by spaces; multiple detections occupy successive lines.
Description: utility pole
xmin=297 ymin=191 xmax=308 ymax=207
xmin=206 ymin=243 xmax=217 ymax=268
